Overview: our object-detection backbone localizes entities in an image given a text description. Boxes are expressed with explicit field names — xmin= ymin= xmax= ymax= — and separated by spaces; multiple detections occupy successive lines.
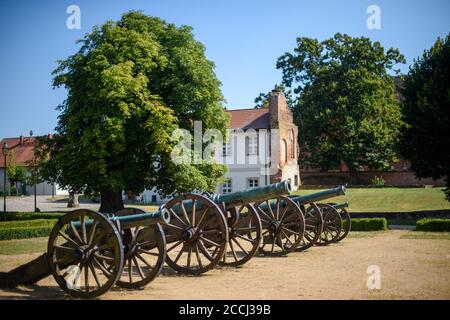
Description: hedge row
xmin=349 ymin=218 xmax=388 ymax=231
xmin=416 ymin=218 xmax=450 ymax=232
xmin=0 ymin=212 xmax=65 ymax=222
xmin=0 ymin=226 xmax=54 ymax=241
xmin=0 ymin=219 xmax=58 ymax=229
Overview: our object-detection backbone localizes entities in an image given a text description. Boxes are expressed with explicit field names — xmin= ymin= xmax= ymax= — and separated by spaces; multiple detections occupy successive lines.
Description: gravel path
xmin=0 ymin=230 xmax=449 ymax=300
xmin=2 ymin=196 xmax=99 ymax=212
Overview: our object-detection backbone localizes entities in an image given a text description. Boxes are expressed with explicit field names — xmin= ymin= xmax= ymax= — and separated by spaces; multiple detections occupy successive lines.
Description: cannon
xmin=0 ymin=207 xmax=171 ymax=299
xmin=328 ymin=202 xmax=351 ymax=242
xmin=289 ymin=186 xmax=346 ymax=249
xmin=158 ymin=180 xmax=292 ymax=273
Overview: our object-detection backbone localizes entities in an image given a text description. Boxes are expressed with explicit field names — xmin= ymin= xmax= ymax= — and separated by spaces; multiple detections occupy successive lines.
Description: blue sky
xmin=0 ymin=0 xmax=449 ymax=138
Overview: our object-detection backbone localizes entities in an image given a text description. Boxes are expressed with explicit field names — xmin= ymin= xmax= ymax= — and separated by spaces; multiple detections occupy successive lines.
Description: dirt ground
xmin=0 ymin=230 xmax=449 ymax=300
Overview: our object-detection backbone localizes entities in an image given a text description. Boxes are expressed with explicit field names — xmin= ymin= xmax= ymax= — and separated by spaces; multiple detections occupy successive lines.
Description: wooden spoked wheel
xmin=316 ymin=204 xmax=342 ymax=246
xmin=162 ymin=194 xmax=228 ymax=275
xmin=220 ymin=204 xmax=262 ymax=267
xmin=296 ymin=202 xmax=323 ymax=251
xmin=113 ymin=208 xmax=166 ymax=289
xmin=47 ymin=209 xmax=124 ymax=299
xmin=256 ymin=196 xmax=305 ymax=256
xmin=335 ymin=207 xmax=351 ymax=242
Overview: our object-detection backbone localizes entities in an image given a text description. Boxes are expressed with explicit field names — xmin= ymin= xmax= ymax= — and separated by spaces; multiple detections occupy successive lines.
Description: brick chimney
xmin=268 ymin=90 xmax=289 ymax=129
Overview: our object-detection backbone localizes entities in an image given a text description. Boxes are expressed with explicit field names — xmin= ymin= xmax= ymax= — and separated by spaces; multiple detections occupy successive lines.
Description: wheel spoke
xmin=200 ymin=236 xmax=221 ymax=247
xmin=89 ymin=262 xmax=101 ymax=289
xmin=229 ymin=239 xmax=238 ymax=262
xmin=232 ymin=237 xmax=249 ymax=255
xmin=80 ymin=216 xmax=87 ymax=244
xmin=169 ymin=208 xmax=187 ymax=227
xmin=69 ymin=221 xmax=83 ymax=244
xmin=136 ymin=252 xmax=153 ymax=269
xmin=194 ymin=243 xmax=203 ymax=269
xmin=174 ymin=245 xmax=186 ymax=263
xmin=132 ymin=256 xmax=145 ymax=280
xmin=196 ymin=207 xmax=209 ymax=228
xmin=234 ymin=233 xmax=256 ymax=243
xmin=58 ymin=230 xmax=79 ymax=247
xmin=87 ymin=220 xmax=98 ymax=246
xmin=180 ymin=201 xmax=191 ymax=226
xmin=167 ymin=240 xmax=183 ymax=252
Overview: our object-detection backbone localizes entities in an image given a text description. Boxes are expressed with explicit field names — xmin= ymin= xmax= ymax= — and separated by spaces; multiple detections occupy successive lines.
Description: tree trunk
xmin=99 ymin=188 xmax=124 ymax=214
xmin=67 ymin=191 xmax=80 ymax=208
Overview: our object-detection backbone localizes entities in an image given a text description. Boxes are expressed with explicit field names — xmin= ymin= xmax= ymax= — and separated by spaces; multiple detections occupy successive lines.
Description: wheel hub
xmin=269 ymin=220 xmax=281 ymax=233
xmin=181 ymin=227 xmax=198 ymax=242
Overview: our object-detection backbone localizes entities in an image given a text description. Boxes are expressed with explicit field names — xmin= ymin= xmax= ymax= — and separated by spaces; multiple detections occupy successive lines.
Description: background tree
xmin=6 ymin=151 xmax=27 ymax=195
xmin=399 ymin=34 xmax=450 ymax=201
xmin=38 ymin=11 xmax=229 ymax=212
xmin=276 ymin=33 xmax=405 ymax=182
xmin=254 ymin=84 xmax=292 ymax=108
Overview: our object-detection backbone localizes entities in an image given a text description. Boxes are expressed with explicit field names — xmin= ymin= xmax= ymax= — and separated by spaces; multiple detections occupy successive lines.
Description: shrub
xmin=371 ymin=176 xmax=385 ymax=187
xmin=0 ymin=226 xmax=54 ymax=241
xmin=0 ymin=219 xmax=58 ymax=229
xmin=416 ymin=218 xmax=450 ymax=232
xmin=350 ymin=218 xmax=387 ymax=231
xmin=0 ymin=212 xmax=65 ymax=222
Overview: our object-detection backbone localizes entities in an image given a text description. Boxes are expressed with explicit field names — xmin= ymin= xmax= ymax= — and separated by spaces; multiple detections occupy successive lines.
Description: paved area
xmin=2 ymin=196 xmax=99 ymax=212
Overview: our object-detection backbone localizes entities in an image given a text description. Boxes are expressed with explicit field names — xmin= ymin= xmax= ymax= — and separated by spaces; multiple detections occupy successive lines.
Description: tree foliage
xmin=38 ymin=11 xmax=229 ymax=212
xmin=276 ymin=33 xmax=405 ymax=179
xmin=399 ymin=34 xmax=450 ymax=201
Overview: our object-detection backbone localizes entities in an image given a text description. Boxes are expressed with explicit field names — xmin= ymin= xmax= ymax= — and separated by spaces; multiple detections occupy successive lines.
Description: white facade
xmin=0 ymin=168 xmax=68 ymax=196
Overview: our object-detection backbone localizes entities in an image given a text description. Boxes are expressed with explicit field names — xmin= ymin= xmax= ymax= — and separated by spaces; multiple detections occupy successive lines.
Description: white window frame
xmin=221 ymin=179 xmax=232 ymax=194
xmin=246 ymin=135 xmax=258 ymax=156
xmin=247 ymin=178 xmax=259 ymax=188
xmin=222 ymin=141 xmax=232 ymax=157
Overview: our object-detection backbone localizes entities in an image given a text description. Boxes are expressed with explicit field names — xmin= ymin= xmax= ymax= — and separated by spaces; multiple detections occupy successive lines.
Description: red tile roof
xmin=226 ymin=108 xmax=270 ymax=130
xmin=0 ymin=136 xmax=37 ymax=167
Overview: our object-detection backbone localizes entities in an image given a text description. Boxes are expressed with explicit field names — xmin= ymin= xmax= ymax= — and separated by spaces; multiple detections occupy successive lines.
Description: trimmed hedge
xmin=349 ymin=218 xmax=387 ymax=231
xmin=0 ymin=226 xmax=54 ymax=240
xmin=0 ymin=219 xmax=58 ymax=240
xmin=0 ymin=219 xmax=58 ymax=229
xmin=0 ymin=212 xmax=65 ymax=222
xmin=416 ymin=218 xmax=450 ymax=232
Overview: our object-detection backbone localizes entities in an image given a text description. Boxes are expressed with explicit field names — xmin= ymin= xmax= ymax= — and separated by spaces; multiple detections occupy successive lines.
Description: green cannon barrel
xmin=332 ymin=202 xmax=349 ymax=210
xmin=209 ymin=180 xmax=292 ymax=209
xmin=290 ymin=185 xmax=346 ymax=205
xmin=74 ymin=208 xmax=171 ymax=230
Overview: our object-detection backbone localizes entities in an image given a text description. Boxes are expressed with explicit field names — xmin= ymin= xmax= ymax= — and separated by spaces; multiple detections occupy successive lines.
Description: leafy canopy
xmin=39 ymin=11 xmax=229 ymax=200
xmin=276 ymin=33 xmax=405 ymax=173
xmin=399 ymin=34 xmax=450 ymax=200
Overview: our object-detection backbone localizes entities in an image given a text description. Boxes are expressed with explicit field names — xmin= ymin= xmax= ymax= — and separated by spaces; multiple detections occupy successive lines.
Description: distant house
xmin=0 ymin=136 xmax=67 ymax=196
xmin=140 ymin=91 xmax=300 ymax=203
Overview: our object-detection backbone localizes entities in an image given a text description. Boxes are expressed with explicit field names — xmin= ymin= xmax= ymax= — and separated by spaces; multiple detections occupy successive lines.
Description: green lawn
xmin=294 ymin=187 xmax=450 ymax=212
xmin=0 ymin=237 xmax=47 ymax=255
xmin=400 ymin=231 xmax=450 ymax=240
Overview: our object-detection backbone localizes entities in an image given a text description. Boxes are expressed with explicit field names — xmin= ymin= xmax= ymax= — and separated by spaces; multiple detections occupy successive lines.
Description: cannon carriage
xmin=0 ymin=180 xmax=353 ymax=299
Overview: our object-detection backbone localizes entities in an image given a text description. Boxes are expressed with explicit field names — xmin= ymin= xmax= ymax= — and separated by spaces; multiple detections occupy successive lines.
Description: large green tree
xmin=38 ymin=12 xmax=229 ymax=212
xmin=399 ymin=34 xmax=450 ymax=200
xmin=276 ymin=33 xmax=405 ymax=182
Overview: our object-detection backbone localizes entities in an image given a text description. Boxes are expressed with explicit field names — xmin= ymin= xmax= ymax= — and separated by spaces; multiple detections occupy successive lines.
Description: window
xmin=151 ymin=195 xmax=157 ymax=203
xmin=294 ymin=175 xmax=299 ymax=186
xmin=290 ymin=129 xmax=295 ymax=159
xmin=222 ymin=141 xmax=232 ymax=157
xmin=281 ymin=139 xmax=287 ymax=163
xmin=246 ymin=135 xmax=258 ymax=155
xmin=221 ymin=179 xmax=232 ymax=193
xmin=247 ymin=178 xmax=259 ymax=188
xmin=402 ymin=161 xmax=408 ymax=170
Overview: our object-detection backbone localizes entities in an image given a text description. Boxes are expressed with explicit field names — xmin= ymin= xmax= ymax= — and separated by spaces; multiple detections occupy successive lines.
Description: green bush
xmin=371 ymin=176 xmax=385 ymax=187
xmin=0 ymin=226 xmax=54 ymax=240
xmin=416 ymin=218 xmax=450 ymax=232
xmin=0 ymin=212 xmax=65 ymax=222
xmin=350 ymin=218 xmax=387 ymax=231
xmin=0 ymin=219 xmax=58 ymax=229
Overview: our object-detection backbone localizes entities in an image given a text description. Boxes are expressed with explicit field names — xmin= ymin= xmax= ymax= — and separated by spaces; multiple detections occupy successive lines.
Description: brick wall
xmin=300 ymin=170 xmax=445 ymax=186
